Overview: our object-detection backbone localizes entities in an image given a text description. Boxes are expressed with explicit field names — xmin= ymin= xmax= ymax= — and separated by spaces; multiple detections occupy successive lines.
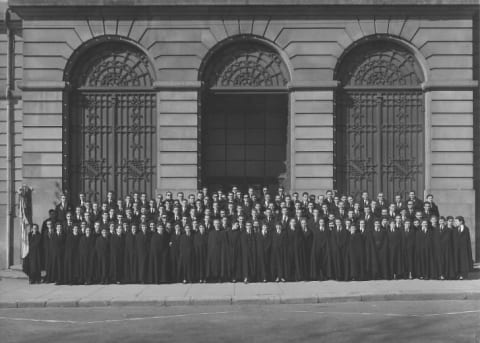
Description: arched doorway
xmin=200 ymin=39 xmax=291 ymax=192
xmin=335 ymin=40 xmax=425 ymax=200
xmin=65 ymin=41 xmax=157 ymax=202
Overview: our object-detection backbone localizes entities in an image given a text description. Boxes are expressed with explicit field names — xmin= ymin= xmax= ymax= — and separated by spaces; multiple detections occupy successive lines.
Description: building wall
xmin=0 ymin=14 xmax=24 ymax=267
xmin=1 ymin=10 xmax=478 ymax=266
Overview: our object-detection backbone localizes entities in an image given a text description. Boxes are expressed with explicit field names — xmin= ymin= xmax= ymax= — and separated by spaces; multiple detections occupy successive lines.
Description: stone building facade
xmin=0 ymin=0 xmax=478 ymax=267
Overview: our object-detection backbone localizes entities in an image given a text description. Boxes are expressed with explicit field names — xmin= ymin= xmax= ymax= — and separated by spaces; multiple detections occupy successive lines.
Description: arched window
xmin=65 ymin=41 xmax=157 ymax=202
xmin=200 ymin=39 xmax=290 ymax=191
xmin=335 ymin=40 xmax=425 ymax=200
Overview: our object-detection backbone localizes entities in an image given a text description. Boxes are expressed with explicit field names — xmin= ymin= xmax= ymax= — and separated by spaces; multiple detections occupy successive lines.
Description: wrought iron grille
xmin=335 ymin=41 xmax=425 ymax=200
xmin=66 ymin=42 xmax=156 ymax=203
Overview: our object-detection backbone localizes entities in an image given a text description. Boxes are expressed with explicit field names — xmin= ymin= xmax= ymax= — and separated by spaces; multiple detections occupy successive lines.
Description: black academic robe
xmin=362 ymin=230 xmax=376 ymax=280
xmin=402 ymin=229 xmax=416 ymax=278
xmin=51 ymin=232 xmax=66 ymax=283
xmin=43 ymin=233 xmax=55 ymax=282
xmin=302 ymin=228 xmax=313 ymax=281
xmin=177 ymin=234 xmax=194 ymax=282
xmin=285 ymin=228 xmax=306 ymax=281
xmin=27 ymin=232 xmax=43 ymax=282
xmin=124 ymin=231 xmax=137 ymax=283
xmin=109 ymin=233 xmax=125 ymax=283
xmin=226 ymin=229 xmax=242 ymax=281
xmin=454 ymin=226 xmax=473 ymax=278
xmin=270 ymin=231 xmax=286 ymax=280
xmin=347 ymin=231 xmax=366 ymax=281
xmin=310 ymin=228 xmax=330 ymax=281
xmin=79 ymin=234 xmax=96 ymax=284
xmin=438 ymin=227 xmax=455 ymax=279
xmin=95 ymin=235 xmax=110 ymax=283
xmin=387 ymin=228 xmax=404 ymax=279
xmin=330 ymin=228 xmax=349 ymax=281
xmin=63 ymin=233 xmax=81 ymax=284
xmin=193 ymin=231 xmax=208 ymax=282
xmin=135 ymin=231 xmax=150 ymax=283
xmin=414 ymin=229 xmax=435 ymax=279
xmin=206 ymin=229 xmax=228 ymax=281
xmin=149 ymin=232 xmax=170 ymax=283
xmin=372 ymin=229 xmax=389 ymax=279
xmin=255 ymin=232 xmax=271 ymax=282
xmin=240 ymin=231 xmax=256 ymax=281
xmin=169 ymin=232 xmax=182 ymax=283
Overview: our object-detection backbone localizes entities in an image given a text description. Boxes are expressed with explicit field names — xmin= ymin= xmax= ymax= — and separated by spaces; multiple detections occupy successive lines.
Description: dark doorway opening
xmin=202 ymin=93 xmax=288 ymax=193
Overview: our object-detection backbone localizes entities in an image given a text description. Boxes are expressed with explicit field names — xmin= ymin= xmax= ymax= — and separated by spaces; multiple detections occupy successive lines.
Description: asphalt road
xmin=1 ymin=300 xmax=479 ymax=343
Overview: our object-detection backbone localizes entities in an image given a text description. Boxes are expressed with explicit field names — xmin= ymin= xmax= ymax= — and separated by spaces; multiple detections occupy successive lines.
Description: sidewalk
xmin=1 ymin=271 xmax=479 ymax=308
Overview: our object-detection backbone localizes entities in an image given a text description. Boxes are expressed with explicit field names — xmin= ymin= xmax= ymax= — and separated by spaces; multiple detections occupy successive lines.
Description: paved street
xmin=1 ymin=300 xmax=479 ymax=343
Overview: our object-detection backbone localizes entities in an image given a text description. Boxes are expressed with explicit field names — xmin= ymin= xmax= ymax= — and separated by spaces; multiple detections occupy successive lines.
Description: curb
xmin=1 ymin=292 xmax=479 ymax=309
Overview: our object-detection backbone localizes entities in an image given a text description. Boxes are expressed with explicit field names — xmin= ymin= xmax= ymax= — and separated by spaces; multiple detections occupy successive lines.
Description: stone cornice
xmin=422 ymin=80 xmax=479 ymax=91
xmin=153 ymin=81 xmax=203 ymax=91
xmin=18 ymin=81 xmax=67 ymax=91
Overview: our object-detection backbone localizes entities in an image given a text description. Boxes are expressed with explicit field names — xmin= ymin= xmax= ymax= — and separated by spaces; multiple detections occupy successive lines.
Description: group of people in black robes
xmin=24 ymin=187 xmax=474 ymax=284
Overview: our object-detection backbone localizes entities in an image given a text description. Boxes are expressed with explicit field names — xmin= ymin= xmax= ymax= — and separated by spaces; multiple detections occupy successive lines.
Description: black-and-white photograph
xmin=0 ymin=0 xmax=479 ymax=342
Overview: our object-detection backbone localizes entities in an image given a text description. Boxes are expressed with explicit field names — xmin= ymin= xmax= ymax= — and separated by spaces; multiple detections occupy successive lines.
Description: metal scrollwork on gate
xmin=67 ymin=42 xmax=157 ymax=203
xmin=335 ymin=40 xmax=425 ymax=200
xmin=205 ymin=42 xmax=289 ymax=88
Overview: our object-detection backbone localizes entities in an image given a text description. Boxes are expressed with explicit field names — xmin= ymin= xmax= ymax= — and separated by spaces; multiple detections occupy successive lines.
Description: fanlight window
xmin=338 ymin=41 xmax=424 ymax=87
xmin=72 ymin=42 xmax=155 ymax=88
xmin=204 ymin=41 xmax=290 ymax=88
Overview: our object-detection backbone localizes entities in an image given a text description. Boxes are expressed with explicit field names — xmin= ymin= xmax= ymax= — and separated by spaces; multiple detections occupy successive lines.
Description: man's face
xmin=409 ymin=192 xmax=415 ymax=200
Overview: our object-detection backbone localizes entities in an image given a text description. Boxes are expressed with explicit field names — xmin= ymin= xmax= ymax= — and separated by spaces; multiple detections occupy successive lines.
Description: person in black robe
xmin=79 ymin=227 xmax=96 ymax=284
xmin=26 ymin=224 xmax=42 ymax=283
xmin=429 ymin=216 xmax=441 ymax=279
xmin=193 ymin=224 xmax=208 ymax=283
xmin=169 ymin=224 xmax=182 ymax=283
xmin=387 ymin=220 xmax=404 ymax=280
xmin=358 ymin=220 xmax=375 ymax=281
xmin=63 ymin=225 xmax=81 ymax=285
xmin=270 ymin=223 xmax=286 ymax=282
xmin=149 ymin=224 xmax=170 ymax=284
xmin=300 ymin=218 xmax=313 ymax=281
xmin=95 ymin=227 xmax=110 ymax=284
xmin=52 ymin=223 xmax=66 ymax=285
xmin=414 ymin=220 xmax=435 ymax=279
xmin=124 ymin=225 xmax=137 ymax=283
xmin=255 ymin=224 xmax=271 ymax=282
xmin=438 ymin=217 xmax=454 ymax=279
xmin=42 ymin=221 xmax=56 ymax=283
xmin=330 ymin=219 xmax=349 ymax=281
xmin=310 ymin=219 xmax=330 ymax=281
xmin=110 ymin=225 xmax=125 ymax=284
xmin=240 ymin=222 xmax=256 ymax=283
xmin=177 ymin=225 xmax=194 ymax=283
xmin=453 ymin=216 xmax=473 ymax=279
xmin=402 ymin=220 xmax=416 ymax=279
xmin=136 ymin=223 xmax=150 ymax=283
xmin=346 ymin=225 xmax=365 ymax=281
xmin=371 ymin=220 xmax=388 ymax=280
xmin=206 ymin=219 xmax=228 ymax=282
xmin=226 ymin=221 xmax=242 ymax=282
xmin=285 ymin=219 xmax=305 ymax=281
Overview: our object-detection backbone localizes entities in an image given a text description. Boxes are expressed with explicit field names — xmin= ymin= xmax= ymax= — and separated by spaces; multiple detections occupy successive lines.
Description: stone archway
xmin=65 ymin=41 xmax=157 ymax=202
xmin=200 ymin=39 xmax=291 ymax=192
xmin=334 ymin=40 xmax=425 ymax=200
